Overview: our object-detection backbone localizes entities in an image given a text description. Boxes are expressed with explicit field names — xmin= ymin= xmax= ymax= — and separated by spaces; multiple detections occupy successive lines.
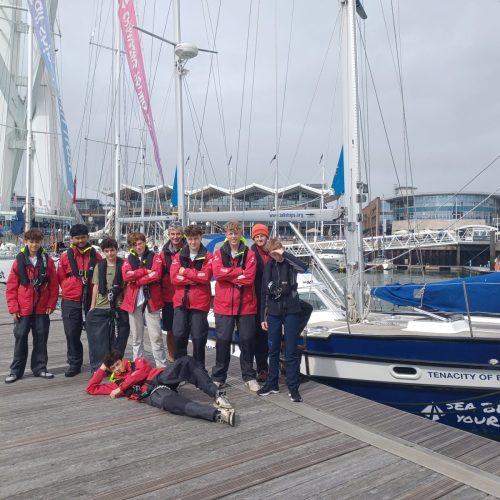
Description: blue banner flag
xmin=28 ymin=0 xmax=74 ymax=197
xmin=171 ymin=167 xmax=178 ymax=208
xmin=332 ymin=146 xmax=345 ymax=196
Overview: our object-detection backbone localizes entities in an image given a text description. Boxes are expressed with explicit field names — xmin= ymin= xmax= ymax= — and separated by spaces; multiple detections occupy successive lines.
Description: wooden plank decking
xmin=1 ymin=284 xmax=499 ymax=499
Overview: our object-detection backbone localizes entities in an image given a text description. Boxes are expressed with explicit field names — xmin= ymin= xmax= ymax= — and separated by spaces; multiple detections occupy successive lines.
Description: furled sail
xmin=371 ymin=272 xmax=500 ymax=315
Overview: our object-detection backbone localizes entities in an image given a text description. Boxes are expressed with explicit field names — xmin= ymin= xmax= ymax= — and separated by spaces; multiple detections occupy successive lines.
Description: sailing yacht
xmin=292 ymin=0 xmax=500 ymax=440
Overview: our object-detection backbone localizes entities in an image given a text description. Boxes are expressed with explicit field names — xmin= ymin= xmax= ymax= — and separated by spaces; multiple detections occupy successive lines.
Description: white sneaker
xmin=214 ymin=381 xmax=228 ymax=389
xmin=245 ymin=379 xmax=260 ymax=392
xmin=216 ymin=408 xmax=236 ymax=426
xmin=214 ymin=392 xmax=233 ymax=409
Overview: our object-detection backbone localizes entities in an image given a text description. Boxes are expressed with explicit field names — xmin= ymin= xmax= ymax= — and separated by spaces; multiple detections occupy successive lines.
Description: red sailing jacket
xmin=170 ymin=246 xmax=213 ymax=312
xmin=212 ymin=241 xmax=257 ymax=316
xmin=57 ymin=245 xmax=102 ymax=301
xmin=120 ymin=249 xmax=164 ymax=313
xmin=85 ymin=357 xmax=163 ymax=398
xmin=6 ymin=251 xmax=58 ymax=316
xmin=160 ymin=241 xmax=184 ymax=303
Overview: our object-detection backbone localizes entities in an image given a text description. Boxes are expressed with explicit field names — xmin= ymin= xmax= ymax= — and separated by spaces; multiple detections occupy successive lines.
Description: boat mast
xmin=341 ymin=0 xmax=366 ymax=320
xmin=173 ymin=0 xmax=186 ymax=225
xmin=25 ymin=10 xmax=33 ymax=231
xmin=114 ymin=6 xmax=121 ymax=242
xmin=140 ymin=136 xmax=145 ymax=234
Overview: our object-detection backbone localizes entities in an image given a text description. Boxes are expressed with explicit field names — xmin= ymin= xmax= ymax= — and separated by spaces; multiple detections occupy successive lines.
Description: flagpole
xmin=173 ymin=0 xmax=186 ymax=225
xmin=114 ymin=4 xmax=121 ymax=243
xmin=25 ymin=10 xmax=33 ymax=231
xmin=320 ymin=153 xmax=325 ymax=237
xmin=140 ymin=136 xmax=145 ymax=234
xmin=272 ymin=154 xmax=278 ymax=236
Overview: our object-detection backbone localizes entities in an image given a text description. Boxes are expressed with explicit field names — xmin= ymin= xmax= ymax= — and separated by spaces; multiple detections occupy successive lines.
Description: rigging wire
xmin=188 ymin=0 xmax=222 ymax=193
xmin=355 ymin=24 xmax=402 ymax=190
xmin=241 ymin=0 xmax=262 ymax=219
xmin=183 ymin=78 xmax=220 ymax=187
xmin=278 ymin=9 xmax=341 ymax=200
xmin=275 ymin=0 xmax=295 ymax=212
xmin=232 ymin=0 xmax=253 ymax=195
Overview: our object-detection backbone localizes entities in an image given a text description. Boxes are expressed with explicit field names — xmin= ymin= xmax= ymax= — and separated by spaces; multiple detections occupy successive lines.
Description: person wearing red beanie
xmin=250 ymin=224 xmax=271 ymax=382
xmin=251 ymin=224 xmax=269 ymax=239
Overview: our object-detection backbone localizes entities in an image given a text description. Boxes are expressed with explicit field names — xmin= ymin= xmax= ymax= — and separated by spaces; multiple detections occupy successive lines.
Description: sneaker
xmin=5 ymin=373 xmax=18 ymax=384
xmin=213 ymin=381 xmax=228 ymax=389
xmin=216 ymin=408 xmax=236 ymax=426
xmin=257 ymin=385 xmax=279 ymax=396
xmin=245 ymin=379 xmax=260 ymax=392
xmin=35 ymin=371 xmax=54 ymax=379
xmin=257 ymin=370 xmax=268 ymax=383
xmin=289 ymin=390 xmax=303 ymax=403
xmin=214 ymin=391 xmax=233 ymax=409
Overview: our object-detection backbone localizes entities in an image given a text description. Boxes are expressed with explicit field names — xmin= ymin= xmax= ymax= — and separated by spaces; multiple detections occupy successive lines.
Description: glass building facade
xmin=387 ymin=192 xmax=500 ymax=226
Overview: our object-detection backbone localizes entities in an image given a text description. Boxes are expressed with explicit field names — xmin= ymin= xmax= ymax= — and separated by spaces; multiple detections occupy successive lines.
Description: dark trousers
xmin=254 ymin=317 xmax=269 ymax=372
xmin=211 ymin=314 xmax=256 ymax=383
xmin=86 ymin=308 xmax=130 ymax=371
xmin=267 ymin=313 xmax=301 ymax=392
xmin=161 ymin=303 xmax=174 ymax=331
xmin=10 ymin=314 xmax=50 ymax=377
xmin=145 ymin=356 xmax=218 ymax=422
xmin=61 ymin=299 xmax=84 ymax=370
xmin=172 ymin=307 xmax=209 ymax=367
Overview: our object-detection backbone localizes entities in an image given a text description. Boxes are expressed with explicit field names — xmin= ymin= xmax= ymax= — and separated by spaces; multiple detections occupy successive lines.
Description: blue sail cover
xmin=371 ymin=272 xmax=500 ymax=315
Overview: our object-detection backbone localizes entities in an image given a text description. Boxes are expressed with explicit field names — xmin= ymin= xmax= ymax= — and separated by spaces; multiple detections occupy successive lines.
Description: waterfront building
xmin=386 ymin=187 xmax=500 ymax=233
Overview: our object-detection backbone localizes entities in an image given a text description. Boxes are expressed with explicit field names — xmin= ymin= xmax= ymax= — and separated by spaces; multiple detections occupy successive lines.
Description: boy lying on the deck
xmin=86 ymin=352 xmax=235 ymax=425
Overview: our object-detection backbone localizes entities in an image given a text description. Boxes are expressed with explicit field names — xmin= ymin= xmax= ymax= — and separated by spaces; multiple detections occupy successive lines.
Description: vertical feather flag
xmin=332 ymin=146 xmax=345 ymax=196
xmin=171 ymin=167 xmax=178 ymax=208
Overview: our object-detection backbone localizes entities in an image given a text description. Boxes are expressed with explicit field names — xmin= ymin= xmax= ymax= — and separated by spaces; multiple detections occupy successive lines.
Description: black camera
xmin=143 ymin=285 xmax=151 ymax=301
xmin=107 ymin=285 xmax=121 ymax=306
xmin=268 ymin=281 xmax=282 ymax=300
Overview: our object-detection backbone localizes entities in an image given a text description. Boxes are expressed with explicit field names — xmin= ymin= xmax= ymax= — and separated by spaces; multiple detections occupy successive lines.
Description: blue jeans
xmin=267 ymin=313 xmax=300 ymax=392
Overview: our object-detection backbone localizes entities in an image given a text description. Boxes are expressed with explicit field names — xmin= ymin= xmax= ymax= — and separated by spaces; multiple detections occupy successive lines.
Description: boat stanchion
xmin=462 ymin=282 xmax=474 ymax=338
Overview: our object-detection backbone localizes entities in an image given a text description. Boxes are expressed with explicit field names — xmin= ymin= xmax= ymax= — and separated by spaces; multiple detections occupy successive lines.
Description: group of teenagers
xmin=4 ymin=220 xmax=312 ymax=426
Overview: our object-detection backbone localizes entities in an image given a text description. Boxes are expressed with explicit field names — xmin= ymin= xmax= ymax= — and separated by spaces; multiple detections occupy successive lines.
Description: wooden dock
xmin=1 ymin=284 xmax=499 ymax=499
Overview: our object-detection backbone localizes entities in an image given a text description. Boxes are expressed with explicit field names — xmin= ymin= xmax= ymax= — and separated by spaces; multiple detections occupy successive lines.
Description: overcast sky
xmin=53 ymin=0 xmax=500 ymax=202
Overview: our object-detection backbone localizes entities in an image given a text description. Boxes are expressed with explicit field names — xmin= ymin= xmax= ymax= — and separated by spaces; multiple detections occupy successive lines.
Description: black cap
xmin=70 ymin=224 xmax=89 ymax=237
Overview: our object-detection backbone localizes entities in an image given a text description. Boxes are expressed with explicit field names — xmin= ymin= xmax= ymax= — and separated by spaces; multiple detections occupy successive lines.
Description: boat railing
xmin=288 ymin=223 xmax=346 ymax=311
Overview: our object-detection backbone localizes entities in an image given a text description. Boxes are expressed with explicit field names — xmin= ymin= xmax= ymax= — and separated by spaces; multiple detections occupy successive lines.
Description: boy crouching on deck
xmin=86 ymin=352 xmax=236 ymax=426
xmin=5 ymin=229 xmax=58 ymax=384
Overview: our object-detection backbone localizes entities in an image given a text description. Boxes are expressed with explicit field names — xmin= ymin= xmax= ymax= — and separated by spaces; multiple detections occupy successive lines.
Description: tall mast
xmin=140 ymin=136 xmax=145 ymax=234
xmin=341 ymin=0 xmax=366 ymax=320
xmin=173 ymin=0 xmax=186 ymax=225
xmin=114 ymin=4 xmax=121 ymax=242
xmin=25 ymin=10 xmax=33 ymax=231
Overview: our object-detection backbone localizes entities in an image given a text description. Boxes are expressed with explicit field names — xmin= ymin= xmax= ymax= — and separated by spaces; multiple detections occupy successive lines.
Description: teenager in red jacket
xmin=121 ymin=232 xmax=167 ymax=367
xmin=160 ymin=221 xmax=186 ymax=362
xmin=57 ymin=224 xmax=101 ymax=377
xmin=86 ymin=351 xmax=235 ymax=425
xmin=211 ymin=220 xmax=259 ymax=391
xmin=5 ymin=229 xmax=58 ymax=383
xmin=170 ymin=225 xmax=212 ymax=367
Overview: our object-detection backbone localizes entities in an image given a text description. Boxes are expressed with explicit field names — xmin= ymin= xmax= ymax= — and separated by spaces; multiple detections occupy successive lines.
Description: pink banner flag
xmin=118 ymin=0 xmax=165 ymax=185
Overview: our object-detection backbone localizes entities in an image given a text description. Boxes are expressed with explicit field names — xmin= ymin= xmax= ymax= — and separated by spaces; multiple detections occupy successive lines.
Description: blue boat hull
xmin=302 ymin=333 xmax=500 ymax=439
xmin=303 ymin=333 xmax=499 ymax=366
xmin=314 ymin=377 xmax=500 ymax=440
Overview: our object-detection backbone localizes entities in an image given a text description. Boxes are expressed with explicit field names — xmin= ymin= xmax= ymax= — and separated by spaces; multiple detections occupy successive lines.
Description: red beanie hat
xmin=251 ymin=224 xmax=269 ymax=239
